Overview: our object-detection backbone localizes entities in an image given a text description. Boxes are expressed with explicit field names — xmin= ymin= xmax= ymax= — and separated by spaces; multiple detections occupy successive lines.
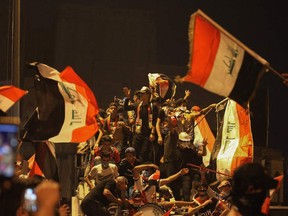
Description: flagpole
xmin=10 ymin=0 xmax=21 ymax=117
xmin=187 ymin=163 xmax=231 ymax=177
xmin=265 ymin=88 xmax=270 ymax=148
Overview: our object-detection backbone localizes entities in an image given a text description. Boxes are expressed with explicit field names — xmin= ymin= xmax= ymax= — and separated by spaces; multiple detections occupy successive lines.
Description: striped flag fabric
xmin=148 ymin=73 xmax=177 ymax=102
xmin=193 ymin=114 xmax=215 ymax=167
xmin=24 ymin=63 xmax=99 ymax=143
xmin=182 ymin=10 xmax=268 ymax=107
xmin=215 ymin=99 xmax=253 ymax=180
xmin=261 ymin=175 xmax=284 ymax=215
xmin=28 ymin=141 xmax=59 ymax=181
xmin=0 ymin=85 xmax=27 ymax=112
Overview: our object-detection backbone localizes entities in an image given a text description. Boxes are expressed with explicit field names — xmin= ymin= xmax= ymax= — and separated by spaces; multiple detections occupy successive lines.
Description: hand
xmin=180 ymin=168 xmax=189 ymax=175
xmin=35 ymin=180 xmax=60 ymax=209
xmin=185 ymin=90 xmax=191 ymax=98
xmin=149 ymin=133 xmax=155 ymax=142
xmin=58 ymin=204 xmax=70 ymax=216
xmin=116 ymin=198 xmax=123 ymax=206
xmin=209 ymin=103 xmax=217 ymax=108
xmin=158 ymin=136 xmax=163 ymax=145
xmin=199 ymin=164 xmax=207 ymax=174
xmin=202 ymin=138 xmax=208 ymax=146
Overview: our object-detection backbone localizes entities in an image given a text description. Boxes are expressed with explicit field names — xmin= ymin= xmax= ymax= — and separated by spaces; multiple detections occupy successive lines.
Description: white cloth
xmin=89 ymin=163 xmax=119 ymax=185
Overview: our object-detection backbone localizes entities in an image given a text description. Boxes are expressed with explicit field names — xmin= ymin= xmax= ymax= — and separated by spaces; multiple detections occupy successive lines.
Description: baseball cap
xmin=232 ymin=162 xmax=278 ymax=195
xmin=139 ymin=86 xmax=151 ymax=94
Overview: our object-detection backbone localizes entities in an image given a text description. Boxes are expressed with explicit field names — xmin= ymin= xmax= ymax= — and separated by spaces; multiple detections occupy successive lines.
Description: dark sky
xmin=2 ymin=0 xmax=288 ymax=151
xmin=63 ymin=0 xmax=288 ymax=151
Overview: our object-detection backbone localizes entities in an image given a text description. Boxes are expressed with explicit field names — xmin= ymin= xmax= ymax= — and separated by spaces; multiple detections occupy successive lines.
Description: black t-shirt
xmin=178 ymin=147 xmax=202 ymax=176
xmin=83 ymin=179 xmax=119 ymax=206
xmin=118 ymin=158 xmax=141 ymax=188
xmin=163 ymin=131 xmax=180 ymax=163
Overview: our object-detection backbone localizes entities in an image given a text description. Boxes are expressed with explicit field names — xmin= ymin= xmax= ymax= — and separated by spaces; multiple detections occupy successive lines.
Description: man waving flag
xmin=24 ymin=63 xmax=99 ymax=143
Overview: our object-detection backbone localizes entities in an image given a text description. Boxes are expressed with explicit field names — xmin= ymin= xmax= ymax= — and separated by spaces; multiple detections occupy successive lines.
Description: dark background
xmin=1 ymin=0 xmax=288 ymax=201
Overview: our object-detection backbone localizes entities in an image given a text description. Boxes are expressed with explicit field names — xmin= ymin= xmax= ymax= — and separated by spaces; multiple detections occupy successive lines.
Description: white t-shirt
xmin=89 ymin=163 xmax=119 ymax=185
xmin=134 ymin=176 xmax=157 ymax=203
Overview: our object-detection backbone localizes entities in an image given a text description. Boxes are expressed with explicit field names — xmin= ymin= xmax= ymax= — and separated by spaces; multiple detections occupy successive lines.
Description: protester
xmin=133 ymin=162 xmax=189 ymax=204
xmin=80 ymin=176 xmax=129 ymax=216
xmin=187 ymin=182 xmax=229 ymax=216
xmin=0 ymin=176 xmax=63 ymax=216
xmin=227 ymin=162 xmax=278 ymax=216
xmin=93 ymin=135 xmax=121 ymax=166
xmin=85 ymin=150 xmax=119 ymax=189
xmin=118 ymin=147 xmax=141 ymax=198
xmin=123 ymin=86 xmax=159 ymax=164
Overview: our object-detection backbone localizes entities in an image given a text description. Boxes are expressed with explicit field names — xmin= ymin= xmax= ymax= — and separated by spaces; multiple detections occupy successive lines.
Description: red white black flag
xmin=24 ymin=63 xmax=99 ymax=143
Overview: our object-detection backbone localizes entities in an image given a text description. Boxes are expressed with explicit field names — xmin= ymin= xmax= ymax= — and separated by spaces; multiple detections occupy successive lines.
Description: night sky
xmin=2 ymin=0 xmax=288 ymax=151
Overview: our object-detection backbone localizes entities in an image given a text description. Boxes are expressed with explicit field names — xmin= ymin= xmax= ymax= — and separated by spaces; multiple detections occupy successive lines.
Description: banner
xmin=215 ymin=99 xmax=253 ymax=180
xmin=148 ymin=73 xmax=176 ymax=102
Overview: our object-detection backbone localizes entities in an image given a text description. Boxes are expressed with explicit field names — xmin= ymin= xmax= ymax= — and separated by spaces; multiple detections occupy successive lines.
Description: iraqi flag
xmin=215 ymin=99 xmax=253 ymax=181
xmin=24 ymin=63 xmax=99 ymax=143
xmin=193 ymin=114 xmax=215 ymax=167
xmin=28 ymin=141 xmax=59 ymax=181
xmin=182 ymin=10 xmax=268 ymax=107
xmin=148 ymin=73 xmax=177 ymax=102
xmin=0 ymin=85 xmax=27 ymax=112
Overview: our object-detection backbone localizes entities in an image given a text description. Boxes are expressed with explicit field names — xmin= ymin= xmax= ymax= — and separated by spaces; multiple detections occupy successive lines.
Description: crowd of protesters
xmin=73 ymin=85 xmax=279 ymax=216
xmin=0 ymin=84 xmax=280 ymax=216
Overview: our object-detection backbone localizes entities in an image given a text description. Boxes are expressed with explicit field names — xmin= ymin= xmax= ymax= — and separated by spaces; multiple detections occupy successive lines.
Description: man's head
xmin=115 ymin=176 xmax=128 ymax=191
xmin=232 ymin=162 xmax=277 ymax=196
xmin=107 ymin=102 xmax=118 ymax=116
xmin=100 ymin=150 xmax=111 ymax=169
xmin=101 ymin=135 xmax=113 ymax=146
xmin=218 ymin=180 xmax=232 ymax=196
xmin=138 ymin=86 xmax=151 ymax=102
xmin=197 ymin=183 xmax=209 ymax=199
xmin=131 ymin=189 xmax=144 ymax=204
xmin=124 ymin=147 xmax=136 ymax=163
xmin=178 ymin=132 xmax=192 ymax=149
xmin=230 ymin=162 xmax=278 ymax=214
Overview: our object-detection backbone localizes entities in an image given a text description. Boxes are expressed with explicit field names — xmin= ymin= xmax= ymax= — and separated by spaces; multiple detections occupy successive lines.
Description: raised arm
xmin=159 ymin=168 xmax=189 ymax=186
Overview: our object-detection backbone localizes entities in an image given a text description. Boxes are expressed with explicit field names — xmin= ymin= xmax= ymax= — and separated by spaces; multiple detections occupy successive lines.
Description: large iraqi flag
xmin=182 ymin=10 xmax=268 ymax=107
xmin=0 ymin=85 xmax=27 ymax=112
xmin=215 ymin=99 xmax=253 ymax=180
xmin=24 ymin=63 xmax=99 ymax=143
